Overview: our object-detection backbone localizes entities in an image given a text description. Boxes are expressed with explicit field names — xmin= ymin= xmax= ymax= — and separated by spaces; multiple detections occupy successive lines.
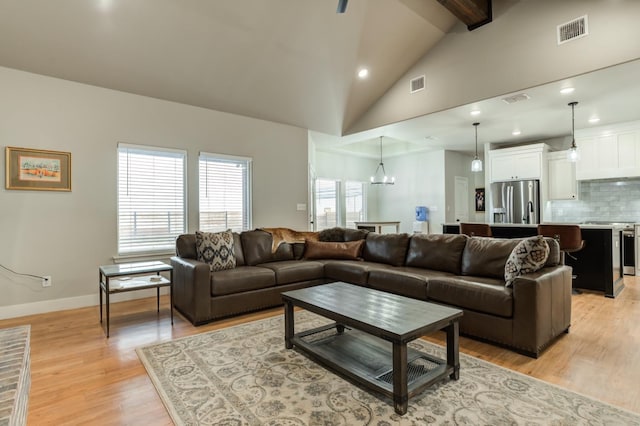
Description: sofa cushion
xmin=210 ymin=266 xmax=275 ymax=296
xmin=428 ymin=278 xmax=514 ymax=318
xmin=233 ymin=233 xmax=245 ymax=266
xmin=461 ymin=237 xmax=520 ymax=279
xmin=405 ymin=234 xmax=468 ymax=275
xmin=504 ymin=236 xmax=550 ymax=286
xmin=176 ymin=234 xmax=197 ymax=259
xmin=258 ymin=260 xmax=325 ymax=285
xmin=303 ymin=240 xmax=365 ymax=260
xmin=318 ymin=227 xmax=345 ymax=242
xmin=323 ymin=260 xmax=393 ymax=285
xmin=317 ymin=227 xmax=368 ymax=242
xmin=367 ymin=269 xmax=429 ymax=300
xmin=292 ymin=243 xmax=306 ymax=260
xmin=343 ymin=228 xmax=369 ymax=242
xmin=196 ymin=230 xmax=236 ymax=272
xmin=362 ymin=233 xmax=410 ymax=266
xmin=241 ymin=230 xmax=294 ymax=265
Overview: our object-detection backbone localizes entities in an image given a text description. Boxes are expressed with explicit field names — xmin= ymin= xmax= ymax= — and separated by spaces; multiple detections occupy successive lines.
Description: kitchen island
xmin=443 ymin=223 xmax=624 ymax=298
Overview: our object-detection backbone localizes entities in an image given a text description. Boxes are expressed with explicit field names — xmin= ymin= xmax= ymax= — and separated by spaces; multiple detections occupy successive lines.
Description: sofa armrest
xmin=511 ymin=265 xmax=572 ymax=356
xmin=171 ymin=256 xmax=211 ymax=325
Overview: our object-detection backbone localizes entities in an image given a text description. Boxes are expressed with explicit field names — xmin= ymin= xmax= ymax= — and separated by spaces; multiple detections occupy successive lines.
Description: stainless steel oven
xmin=622 ymin=228 xmax=635 ymax=275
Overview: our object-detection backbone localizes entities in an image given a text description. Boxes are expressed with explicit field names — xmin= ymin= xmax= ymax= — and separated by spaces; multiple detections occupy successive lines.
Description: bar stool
xmin=537 ymin=224 xmax=584 ymax=293
xmin=460 ymin=223 xmax=492 ymax=237
xmin=537 ymin=224 xmax=584 ymax=260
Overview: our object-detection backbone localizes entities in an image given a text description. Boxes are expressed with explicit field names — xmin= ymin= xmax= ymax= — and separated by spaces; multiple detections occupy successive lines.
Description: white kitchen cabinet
xmin=617 ymin=132 xmax=640 ymax=173
xmin=547 ymin=151 xmax=577 ymax=200
xmin=489 ymin=144 xmax=546 ymax=182
xmin=575 ymin=122 xmax=640 ymax=180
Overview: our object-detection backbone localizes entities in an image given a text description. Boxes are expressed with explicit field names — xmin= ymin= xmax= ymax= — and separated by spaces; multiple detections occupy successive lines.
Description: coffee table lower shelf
xmin=291 ymin=323 xmax=453 ymax=410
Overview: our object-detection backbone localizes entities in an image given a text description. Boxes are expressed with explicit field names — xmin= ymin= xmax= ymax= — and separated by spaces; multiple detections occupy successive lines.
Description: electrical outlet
xmin=42 ymin=275 xmax=52 ymax=287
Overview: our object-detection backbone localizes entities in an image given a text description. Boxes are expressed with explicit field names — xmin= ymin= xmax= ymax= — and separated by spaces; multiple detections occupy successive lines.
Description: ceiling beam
xmin=437 ymin=0 xmax=492 ymax=31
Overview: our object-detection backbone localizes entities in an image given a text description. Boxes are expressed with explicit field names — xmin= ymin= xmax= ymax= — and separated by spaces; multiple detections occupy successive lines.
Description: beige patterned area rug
xmin=137 ymin=312 xmax=639 ymax=425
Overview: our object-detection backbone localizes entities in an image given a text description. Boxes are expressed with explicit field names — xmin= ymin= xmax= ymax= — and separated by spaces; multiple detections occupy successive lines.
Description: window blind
xmin=117 ymin=144 xmax=186 ymax=254
xmin=315 ymin=178 xmax=339 ymax=230
xmin=345 ymin=181 xmax=366 ymax=228
xmin=199 ymin=153 xmax=252 ymax=232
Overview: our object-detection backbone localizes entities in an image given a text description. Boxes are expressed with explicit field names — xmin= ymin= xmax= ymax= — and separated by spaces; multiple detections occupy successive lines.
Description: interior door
xmin=454 ymin=176 xmax=469 ymax=223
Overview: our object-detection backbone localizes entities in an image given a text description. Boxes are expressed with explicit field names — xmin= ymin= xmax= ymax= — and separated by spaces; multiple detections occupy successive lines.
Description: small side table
xmin=99 ymin=261 xmax=173 ymax=337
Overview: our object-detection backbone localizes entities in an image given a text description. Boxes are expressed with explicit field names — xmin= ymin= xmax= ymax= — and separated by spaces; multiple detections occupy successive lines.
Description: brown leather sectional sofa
xmin=171 ymin=228 xmax=572 ymax=357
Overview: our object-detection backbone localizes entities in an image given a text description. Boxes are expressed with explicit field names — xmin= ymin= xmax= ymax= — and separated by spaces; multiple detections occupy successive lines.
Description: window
xmin=345 ymin=181 xmax=366 ymax=228
xmin=199 ymin=153 xmax=252 ymax=232
xmin=117 ymin=144 xmax=187 ymax=254
xmin=314 ymin=178 xmax=339 ymax=230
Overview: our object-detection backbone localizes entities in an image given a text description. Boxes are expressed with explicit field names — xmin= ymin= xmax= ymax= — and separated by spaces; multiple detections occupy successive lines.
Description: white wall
xmin=0 ymin=66 xmax=309 ymax=314
xmin=374 ymin=150 xmax=446 ymax=234
xmin=349 ymin=0 xmax=640 ymax=133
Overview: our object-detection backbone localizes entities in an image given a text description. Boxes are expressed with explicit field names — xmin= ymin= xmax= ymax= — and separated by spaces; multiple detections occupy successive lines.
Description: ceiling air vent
xmin=557 ymin=15 xmax=588 ymax=45
xmin=502 ymin=93 xmax=530 ymax=104
xmin=410 ymin=75 xmax=425 ymax=94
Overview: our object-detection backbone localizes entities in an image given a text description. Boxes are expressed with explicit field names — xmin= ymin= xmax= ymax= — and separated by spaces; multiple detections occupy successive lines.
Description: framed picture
xmin=475 ymin=187 xmax=485 ymax=212
xmin=5 ymin=147 xmax=72 ymax=191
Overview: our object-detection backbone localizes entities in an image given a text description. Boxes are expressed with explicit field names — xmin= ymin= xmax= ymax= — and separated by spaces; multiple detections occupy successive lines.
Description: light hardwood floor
xmin=1 ymin=277 xmax=639 ymax=425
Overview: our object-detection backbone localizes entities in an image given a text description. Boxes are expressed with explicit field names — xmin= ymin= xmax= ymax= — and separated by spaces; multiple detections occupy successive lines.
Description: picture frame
xmin=5 ymin=147 xmax=72 ymax=191
xmin=475 ymin=187 xmax=485 ymax=212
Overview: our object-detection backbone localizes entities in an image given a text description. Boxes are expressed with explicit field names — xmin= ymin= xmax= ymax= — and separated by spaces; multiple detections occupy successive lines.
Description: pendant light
xmin=471 ymin=122 xmax=482 ymax=172
xmin=567 ymin=101 xmax=579 ymax=162
xmin=370 ymin=136 xmax=395 ymax=185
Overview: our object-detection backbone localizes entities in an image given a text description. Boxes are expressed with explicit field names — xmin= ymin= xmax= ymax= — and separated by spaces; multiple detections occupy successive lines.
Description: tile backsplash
xmin=549 ymin=178 xmax=640 ymax=223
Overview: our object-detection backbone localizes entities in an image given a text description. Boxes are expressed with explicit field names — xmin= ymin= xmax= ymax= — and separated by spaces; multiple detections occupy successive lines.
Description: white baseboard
xmin=0 ymin=288 xmax=170 ymax=321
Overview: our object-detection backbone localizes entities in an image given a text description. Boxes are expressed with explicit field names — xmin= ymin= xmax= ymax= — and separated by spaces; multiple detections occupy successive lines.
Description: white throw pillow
xmin=195 ymin=230 xmax=236 ymax=272
xmin=504 ymin=235 xmax=550 ymax=287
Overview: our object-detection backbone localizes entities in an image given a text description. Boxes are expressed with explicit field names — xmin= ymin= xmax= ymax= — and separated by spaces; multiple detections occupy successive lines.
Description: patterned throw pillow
xmin=195 ymin=230 xmax=236 ymax=272
xmin=504 ymin=235 xmax=550 ymax=287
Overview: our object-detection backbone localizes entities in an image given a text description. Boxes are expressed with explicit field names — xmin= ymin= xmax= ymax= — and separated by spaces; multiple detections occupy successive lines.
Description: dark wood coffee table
xmin=282 ymin=282 xmax=463 ymax=415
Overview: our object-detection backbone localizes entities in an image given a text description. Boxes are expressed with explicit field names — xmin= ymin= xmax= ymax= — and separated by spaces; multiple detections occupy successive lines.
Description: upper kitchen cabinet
xmin=576 ymin=121 xmax=640 ymax=180
xmin=489 ymin=144 xmax=548 ymax=182
xmin=547 ymin=151 xmax=577 ymax=200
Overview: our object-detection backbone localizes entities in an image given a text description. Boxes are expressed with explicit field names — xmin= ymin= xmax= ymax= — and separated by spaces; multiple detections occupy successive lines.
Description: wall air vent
xmin=410 ymin=75 xmax=425 ymax=94
xmin=502 ymin=93 xmax=530 ymax=104
xmin=557 ymin=15 xmax=588 ymax=45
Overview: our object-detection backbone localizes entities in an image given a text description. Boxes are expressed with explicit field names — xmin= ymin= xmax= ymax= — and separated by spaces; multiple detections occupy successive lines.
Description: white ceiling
xmin=1 ymin=1 xmax=639 ymax=159
xmin=0 ymin=0 xmax=456 ymax=136
xmin=312 ymin=58 xmax=640 ymax=158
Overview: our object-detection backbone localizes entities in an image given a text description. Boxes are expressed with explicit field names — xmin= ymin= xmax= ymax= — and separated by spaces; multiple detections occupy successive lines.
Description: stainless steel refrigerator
xmin=490 ymin=180 xmax=540 ymax=224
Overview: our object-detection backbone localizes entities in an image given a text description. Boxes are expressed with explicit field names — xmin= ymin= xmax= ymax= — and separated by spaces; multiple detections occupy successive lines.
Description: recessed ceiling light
xmin=588 ymin=117 xmax=600 ymax=124
xmin=512 ymin=130 xmax=521 ymax=136
xmin=357 ymin=68 xmax=369 ymax=79
xmin=470 ymin=110 xmax=481 ymax=116
xmin=560 ymin=87 xmax=575 ymax=94
xmin=99 ymin=0 xmax=112 ymax=11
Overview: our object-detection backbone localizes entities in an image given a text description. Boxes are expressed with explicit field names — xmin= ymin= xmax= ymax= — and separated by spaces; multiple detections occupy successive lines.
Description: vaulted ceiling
xmin=2 ymin=1 xmax=640 ymax=158
xmin=0 ymin=0 xmax=460 ymax=136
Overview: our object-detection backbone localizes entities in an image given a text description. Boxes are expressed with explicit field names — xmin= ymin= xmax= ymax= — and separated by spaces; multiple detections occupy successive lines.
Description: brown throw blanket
xmin=260 ymin=227 xmax=319 ymax=252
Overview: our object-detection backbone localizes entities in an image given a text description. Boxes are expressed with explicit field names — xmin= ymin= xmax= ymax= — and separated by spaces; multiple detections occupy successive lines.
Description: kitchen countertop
xmin=443 ymin=222 xmax=634 ymax=229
